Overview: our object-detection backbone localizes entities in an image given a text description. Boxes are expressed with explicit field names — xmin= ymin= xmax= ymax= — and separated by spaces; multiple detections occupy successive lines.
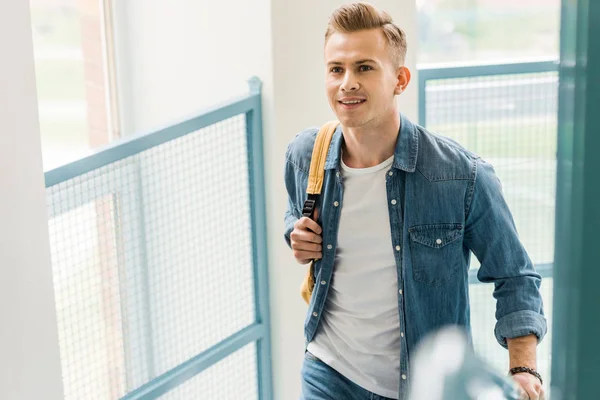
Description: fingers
xmin=291 ymin=217 xmax=323 ymax=263
xmin=512 ymin=372 xmax=543 ymax=400
xmin=518 ymin=387 xmax=529 ymax=400
xmin=291 ymin=234 xmax=322 ymax=262
xmin=295 ymin=217 xmax=322 ymax=235
xmin=291 ymin=228 xmax=323 ymax=245
xmin=291 ymin=218 xmax=323 ymax=247
xmin=522 ymin=384 xmax=542 ymax=400
xmin=291 ymin=239 xmax=322 ymax=262
xmin=292 ymin=250 xmax=321 ymax=264
xmin=293 ymin=239 xmax=322 ymax=252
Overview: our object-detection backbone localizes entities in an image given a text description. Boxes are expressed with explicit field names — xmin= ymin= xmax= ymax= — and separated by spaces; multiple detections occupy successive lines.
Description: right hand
xmin=290 ymin=217 xmax=323 ymax=264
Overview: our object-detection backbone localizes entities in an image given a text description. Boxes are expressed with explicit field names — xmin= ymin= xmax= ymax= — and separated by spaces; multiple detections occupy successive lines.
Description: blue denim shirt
xmin=284 ymin=113 xmax=547 ymax=399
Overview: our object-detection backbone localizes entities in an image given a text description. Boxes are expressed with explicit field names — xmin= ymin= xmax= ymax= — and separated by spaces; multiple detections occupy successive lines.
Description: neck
xmin=341 ymin=112 xmax=400 ymax=168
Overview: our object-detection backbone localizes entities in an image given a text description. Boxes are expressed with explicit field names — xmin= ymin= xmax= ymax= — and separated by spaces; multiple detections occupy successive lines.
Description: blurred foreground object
xmin=408 ymin=327 xmax=525 ymax=400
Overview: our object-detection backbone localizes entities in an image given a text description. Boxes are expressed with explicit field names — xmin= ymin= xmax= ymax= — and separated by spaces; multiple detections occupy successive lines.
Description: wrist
xmin=509 ymin=366 xmax=543 ymax=385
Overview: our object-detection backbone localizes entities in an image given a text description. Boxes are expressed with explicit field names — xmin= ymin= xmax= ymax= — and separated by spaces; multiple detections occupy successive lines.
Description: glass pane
xmin=30 ymin=0 xmax=116 ymax=170
xmin=417 ymin=0 xmax=561 ymax=64
xmin=158 ymin=344 xmax=258 ymax=400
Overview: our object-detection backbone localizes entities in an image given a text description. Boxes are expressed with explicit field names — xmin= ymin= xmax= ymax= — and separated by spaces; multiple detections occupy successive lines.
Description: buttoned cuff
xmin=494 ymin=310 xmax=548 ymax=349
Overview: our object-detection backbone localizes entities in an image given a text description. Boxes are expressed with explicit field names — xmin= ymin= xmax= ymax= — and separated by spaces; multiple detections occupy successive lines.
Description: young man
xmin=284 ymin=3 xmax=546 ymax=400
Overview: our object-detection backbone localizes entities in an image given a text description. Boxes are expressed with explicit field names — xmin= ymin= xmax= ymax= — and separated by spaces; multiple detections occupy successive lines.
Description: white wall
xmin=112 ymin=0 xmax=274 ymax=135
xmin=0 ymin=1 xmax=64 ymax=399
xmin=113 ymin=1 xmax=417 ymax=398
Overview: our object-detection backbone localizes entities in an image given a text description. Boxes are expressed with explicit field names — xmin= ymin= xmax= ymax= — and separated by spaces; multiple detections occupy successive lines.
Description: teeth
xmin=342 ymin=100 xmax=363 ymax=104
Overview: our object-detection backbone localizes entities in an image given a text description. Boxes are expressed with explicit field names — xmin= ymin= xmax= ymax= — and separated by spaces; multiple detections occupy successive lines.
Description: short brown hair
xmin=325 ymin=2 xmax=407 ymax=66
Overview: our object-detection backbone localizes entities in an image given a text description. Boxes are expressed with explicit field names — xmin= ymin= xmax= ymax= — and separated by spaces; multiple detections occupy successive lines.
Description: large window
xmin=417 ymin=0 xmax=561 ymax=64
xmin=30 ymin=0 xmax=119 ymax=170
xmin=30 ymin=1 xmax=123 ymax=398
xmin=416 ymin=0 xmax=561 ymax=393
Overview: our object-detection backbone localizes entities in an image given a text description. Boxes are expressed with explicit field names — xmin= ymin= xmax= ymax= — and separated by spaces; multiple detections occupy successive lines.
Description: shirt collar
xmin=324 ymin=113 xmax=418 ymax=172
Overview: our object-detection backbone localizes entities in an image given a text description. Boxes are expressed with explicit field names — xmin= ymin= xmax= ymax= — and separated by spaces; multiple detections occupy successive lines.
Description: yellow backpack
xmin=300 ymin=121 xmax=340 ymax=304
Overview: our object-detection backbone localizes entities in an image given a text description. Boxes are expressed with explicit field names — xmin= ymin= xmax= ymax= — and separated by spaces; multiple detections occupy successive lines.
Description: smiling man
xmin=283 ymin=3 xmax=547 ymax=400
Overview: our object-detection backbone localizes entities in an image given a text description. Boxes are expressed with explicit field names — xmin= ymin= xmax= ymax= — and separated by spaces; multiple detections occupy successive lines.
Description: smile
xmin=338 ymin=99 xmax=366 ymax=109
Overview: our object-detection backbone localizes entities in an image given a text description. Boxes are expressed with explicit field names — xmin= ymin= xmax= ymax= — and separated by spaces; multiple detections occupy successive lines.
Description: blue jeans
xmin=300 ymin=351 xmax=396 ymax=400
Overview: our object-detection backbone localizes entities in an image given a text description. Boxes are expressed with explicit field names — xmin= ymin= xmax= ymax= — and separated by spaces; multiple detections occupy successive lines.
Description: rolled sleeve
xmin=284 ymin=201 xmax=299 ymax=248
xmin=495 ymin=310 xmax=548 ymax=349
xmin=283 ymin=144 xmax=304 ymax=249
xmin=465 ymin=158 xmax=547 ymax=349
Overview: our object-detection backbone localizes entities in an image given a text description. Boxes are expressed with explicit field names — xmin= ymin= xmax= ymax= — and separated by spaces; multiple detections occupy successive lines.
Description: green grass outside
xmin=34 ymin=59 xmax=85 ymax=102
xmin=39 ymin=119 xmax=88 ymax=149
xmin=30 ymin=8 xmax=82 ymax=49
xmin=29 ymin=9 xmax=89 ymax=151
xmin=419 ymin=7 xmax=560 ymax=63
xmin=428 ymin=118 xmax=558 ymax=160
xmin=465 ymin=11 xmax=558 ymax=53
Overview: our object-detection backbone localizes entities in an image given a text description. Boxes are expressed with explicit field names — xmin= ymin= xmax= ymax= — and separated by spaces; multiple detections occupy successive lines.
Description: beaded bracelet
xmin=509 ymin=366 xmax=543 ymax=385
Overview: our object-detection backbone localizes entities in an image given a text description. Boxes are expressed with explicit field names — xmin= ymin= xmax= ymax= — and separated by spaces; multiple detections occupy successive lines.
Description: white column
xmin=0 ymin=1 xmax=64 ymax=399
xmin=265 ymin=1 xmax=418 ymax=398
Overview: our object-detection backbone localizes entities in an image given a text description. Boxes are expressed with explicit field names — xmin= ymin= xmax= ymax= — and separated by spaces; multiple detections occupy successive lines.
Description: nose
xmin=340 ymin=71 xmax=359 ymax=92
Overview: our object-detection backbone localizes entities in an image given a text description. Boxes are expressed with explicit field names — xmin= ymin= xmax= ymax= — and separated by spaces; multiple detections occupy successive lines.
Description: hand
xmin=290 ymin=217 xmax=323 ymax=264
xmin=512 ymin=372 xmax=545 ymax=400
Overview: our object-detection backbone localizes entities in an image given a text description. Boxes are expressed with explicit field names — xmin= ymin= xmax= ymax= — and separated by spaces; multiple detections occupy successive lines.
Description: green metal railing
xmin=44 ymin=78 xmax=272 ymax=400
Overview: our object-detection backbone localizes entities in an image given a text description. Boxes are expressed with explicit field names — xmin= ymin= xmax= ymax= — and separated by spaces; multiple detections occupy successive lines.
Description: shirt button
xmin=401 ymin=332 xmax=405 ymax=337
xmin=399 ymin=289 xmax=403 ymax=295
xmin=336 ymin=172 xmax=340 ymax=177
xmin=389 ymin=171 xmax=393 ymax=176
xmin=436 ymin=238 xmax=442 ymax=245
xmin=334 ymin=201 xmax=339 ymax=207
xmin=391 ymin=199 xmax=397 ymax=205
xmin=313 ymin=312 xmax=318 ymax=317
xmin=402 ymin=374 xmax=407 ymax=380
xmin=321 ymin=280 xmax=326 ymax=285
xmin=327 ymin=244 xmax=333 ymax=250
xmin=395 ymin=245 xmax=401 ymax=251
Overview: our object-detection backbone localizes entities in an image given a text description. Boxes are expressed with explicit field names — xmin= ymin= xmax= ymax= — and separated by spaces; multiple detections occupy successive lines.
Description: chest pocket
xmin=408 ymin=223 xmax=464 ymax=287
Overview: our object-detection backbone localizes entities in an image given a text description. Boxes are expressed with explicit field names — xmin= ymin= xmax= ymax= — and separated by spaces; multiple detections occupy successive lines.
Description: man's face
xmin=324 ymin=29 xmax=407 ymax=129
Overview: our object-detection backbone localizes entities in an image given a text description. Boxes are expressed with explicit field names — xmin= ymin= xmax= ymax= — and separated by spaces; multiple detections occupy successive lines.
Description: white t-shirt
xmin=307 ymin=153 xmax=400 ymax=399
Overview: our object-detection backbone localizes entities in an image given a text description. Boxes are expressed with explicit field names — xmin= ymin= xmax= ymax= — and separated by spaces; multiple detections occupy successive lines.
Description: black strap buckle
xmin=302 ymin=194 xmax=319 ymax=219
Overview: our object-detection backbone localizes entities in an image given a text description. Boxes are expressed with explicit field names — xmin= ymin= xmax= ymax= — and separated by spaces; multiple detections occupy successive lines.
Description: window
xmin=30 ymin=0 xmax=120 ymax=170
xmin=31 ymin=1 xmax=124 ymax=398
xmin=416 ymin=0 xmax=560 ymax=391
xmin=417 ymin=0 xmax=561 ymax=64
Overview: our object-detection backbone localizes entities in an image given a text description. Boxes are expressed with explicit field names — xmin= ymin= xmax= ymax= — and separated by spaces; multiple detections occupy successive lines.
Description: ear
xmin=394 ymin=66 xmax=411 ymax=95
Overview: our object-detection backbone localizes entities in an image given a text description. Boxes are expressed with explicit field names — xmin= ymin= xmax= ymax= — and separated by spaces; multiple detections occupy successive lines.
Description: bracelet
xmin=509 ymin=366 xmax=543 ymax=385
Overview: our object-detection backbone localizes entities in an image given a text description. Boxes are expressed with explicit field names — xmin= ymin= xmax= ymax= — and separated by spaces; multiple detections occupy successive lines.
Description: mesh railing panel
xmin=47 ymin=115 xmax=256 ymax=399
xmin=424 ymin=70 xmax=558 ymax=392
xmin=159 ymin=344 xmax=258 ymax=400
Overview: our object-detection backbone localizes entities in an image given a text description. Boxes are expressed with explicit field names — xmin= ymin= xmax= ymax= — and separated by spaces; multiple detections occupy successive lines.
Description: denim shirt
xmin=283 ymin=113 xmax=547 ymax=399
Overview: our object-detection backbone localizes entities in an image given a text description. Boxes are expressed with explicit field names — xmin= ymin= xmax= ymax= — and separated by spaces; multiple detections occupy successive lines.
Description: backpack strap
xmin=300 ymin=120 xmax=339 ymax=305
xmin=302 ymin=121 xmax=340 ymax=219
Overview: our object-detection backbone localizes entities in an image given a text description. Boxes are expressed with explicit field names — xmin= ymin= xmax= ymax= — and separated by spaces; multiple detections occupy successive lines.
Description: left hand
xmin=512 ymin=372 xmax=545 ymax=400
